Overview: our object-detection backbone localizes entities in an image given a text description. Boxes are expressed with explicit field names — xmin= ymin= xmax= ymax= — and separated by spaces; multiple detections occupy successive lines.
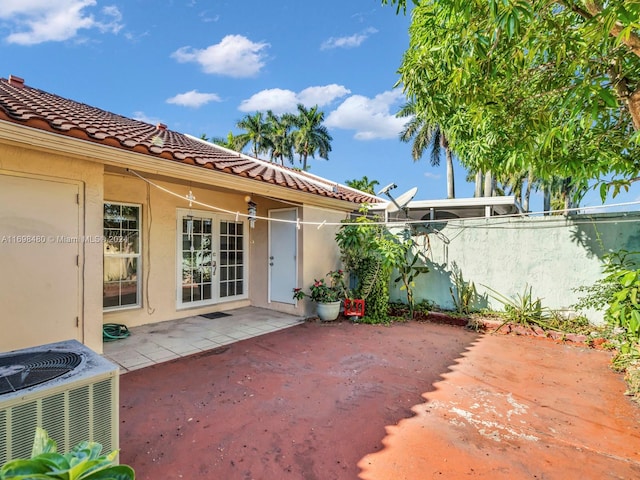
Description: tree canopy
xmin=211 ymin=104 xmax=332 ymax=170
xmin=384 ymin=0 xmax=640 ymax=197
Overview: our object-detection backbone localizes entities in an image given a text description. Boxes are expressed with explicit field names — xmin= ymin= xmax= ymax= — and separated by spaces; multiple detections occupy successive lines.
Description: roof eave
xmin=0 ymin=120 xmax=362 ymax=212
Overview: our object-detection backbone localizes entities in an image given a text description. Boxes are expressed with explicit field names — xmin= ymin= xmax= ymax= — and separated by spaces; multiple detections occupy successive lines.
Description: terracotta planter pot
xmin=316 ymin=301 xmax=341 ymax=321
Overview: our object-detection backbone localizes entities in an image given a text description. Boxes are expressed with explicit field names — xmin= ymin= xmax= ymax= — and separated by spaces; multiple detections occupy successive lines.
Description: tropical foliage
xmin=293 ymin=270 xmax=348 ymax=303
xmin=393 ymin=238 xmax=430 ymax=318
xmin=397 ymin=100 xmax=456 ymax=199
xmin=234 ymin=111 xmax=272 ymax=159
xmin=0 ymin=428 xmax=134 ymax=480
xmin=336 ymin=209 xmax=421 ymax=323
xmin=345 ymin=175 xmax=380 ymax=194
xmin=574 ymin=250 xmax=640 ymax=352
xmin=205 ymin=104 xmax=332 ymax=170
xmin=383 ymin=0 xmax=640 ymax=197
xmin=291 ymin=104 xmax=332 ymax=171
xmin=573 ymin=250 xmax=640 ymax=400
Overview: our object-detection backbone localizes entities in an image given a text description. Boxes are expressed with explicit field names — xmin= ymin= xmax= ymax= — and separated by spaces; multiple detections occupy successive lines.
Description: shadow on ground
xmin=119 ymin=320 xmax=478 ymax=479
xmin=359 ymin=330 xmax=640 ymax=479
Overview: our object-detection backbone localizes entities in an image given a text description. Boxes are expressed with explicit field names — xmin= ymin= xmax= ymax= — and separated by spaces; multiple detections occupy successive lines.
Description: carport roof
xmin=0 ymin=75 xmax=381 ymax=206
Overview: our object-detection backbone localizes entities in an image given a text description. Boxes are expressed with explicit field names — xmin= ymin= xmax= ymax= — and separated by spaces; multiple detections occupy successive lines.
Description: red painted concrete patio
xmin=118 ymin=320 xmax=640 ymax=479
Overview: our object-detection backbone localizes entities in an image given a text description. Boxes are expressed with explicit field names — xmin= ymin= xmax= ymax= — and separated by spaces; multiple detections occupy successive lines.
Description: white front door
xmin=0 ymin=173 xmax=81 ymax=350
xmin=269 ymin=208 xmax=297 ymax=304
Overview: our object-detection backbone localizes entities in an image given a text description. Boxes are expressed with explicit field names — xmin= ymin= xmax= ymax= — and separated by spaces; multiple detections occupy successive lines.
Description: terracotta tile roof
xmin=0 ymin=76 xmax=381 ymax=205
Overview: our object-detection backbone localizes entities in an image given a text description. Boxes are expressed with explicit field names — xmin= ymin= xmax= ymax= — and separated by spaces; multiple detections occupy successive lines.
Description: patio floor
xmin=117 ymin=319 xmax=640 ymax=479
xmin=102 ymin=306 xmax=304 ymax=372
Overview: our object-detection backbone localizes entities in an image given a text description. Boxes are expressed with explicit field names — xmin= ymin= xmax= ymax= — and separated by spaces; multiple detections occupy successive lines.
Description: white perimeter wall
xmin=390 ymin=212 xmax=640 ymax=324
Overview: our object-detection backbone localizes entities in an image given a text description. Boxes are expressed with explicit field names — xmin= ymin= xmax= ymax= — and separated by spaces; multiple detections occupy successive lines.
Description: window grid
xmin=103 ymin=203 xmax=141 ymax=309
xmin=219 ymin=221 xmax=244 ymax=298
xmin=181 ymin=217 xmax=213 ymax=304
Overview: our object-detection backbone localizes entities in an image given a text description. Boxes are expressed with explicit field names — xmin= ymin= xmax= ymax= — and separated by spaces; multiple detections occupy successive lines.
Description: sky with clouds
xmin=0 ymin=0 xmax=638 ymax=210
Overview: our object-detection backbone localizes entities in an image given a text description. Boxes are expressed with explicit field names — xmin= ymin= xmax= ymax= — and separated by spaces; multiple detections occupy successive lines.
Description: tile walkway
xmin=102 ymin=306 xmax=304 ymax=373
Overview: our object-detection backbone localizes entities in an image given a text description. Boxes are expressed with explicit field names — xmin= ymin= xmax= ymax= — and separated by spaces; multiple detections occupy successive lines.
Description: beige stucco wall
xmin=248 ymin=197 xmax=295 ymax=314
xmin=295 ymin=206 xmax=347 ymax=317
xmin=103 ymin=171 xmax=258 ymax=329
xmin=0 ymin=143 xmax=104 ymax=353
xmin=0 ymin=136 xmax=357 ymax=353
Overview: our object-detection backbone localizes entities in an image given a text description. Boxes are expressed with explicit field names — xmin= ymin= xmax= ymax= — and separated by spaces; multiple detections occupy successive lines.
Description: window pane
xmin=182 ymin=285 xmax=195 ymax=303
xmin=202 ymin=283 xmax=212 ymax=301
xmin=103 ymin=202 xmax=141 ymax=310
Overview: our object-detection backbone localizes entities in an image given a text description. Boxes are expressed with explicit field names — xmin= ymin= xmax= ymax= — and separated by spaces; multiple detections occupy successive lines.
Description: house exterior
xmin=0 ymin=75 xmax=380 ymax=354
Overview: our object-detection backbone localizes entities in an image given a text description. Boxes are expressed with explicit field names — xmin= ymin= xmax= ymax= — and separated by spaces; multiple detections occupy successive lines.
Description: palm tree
xmin=345 ymin=176 xmax=380 ymax=194
xmin=205 ymin=131 xmax=241 ymax=151
xmin=235 ymin=112 xmax=272 ymax=158
xmin=494 ymin=169 xmax=537 ymax=211
xmin=398 ymin=101 xmax=455 ymax=199
xmin=291 ymin=104 xmax=332 ymax=171
xmin=266 ymin=110 xmax=295 ymax=166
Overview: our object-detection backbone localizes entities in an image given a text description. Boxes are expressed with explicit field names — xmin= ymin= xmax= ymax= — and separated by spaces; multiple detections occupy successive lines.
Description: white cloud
xmin=132 ymin=111 xmax=162 ymax=126
xmin=198 ymin=10 xmax=219 ymax=23
xmin=166 ymin=90 xmax=222 ymax=108
xmin=239 ymin=84 xmax=350 ymax=114
xmin=239 ymin=88 xmax=299 ymax=114
xmin=320 ymin=27 xmax=377 ymax=50
xmin=325 ymin=89 xmax=406 ymax=140
xmin=0 ymin=1 xmax=123 ymax=45
xmin=171 ymin=34 xmax=269 ymax=78
xmin=424 ymin=172 xmax=442 ymax=180
xmin=298 ymin=85 xmax=351 ymax=106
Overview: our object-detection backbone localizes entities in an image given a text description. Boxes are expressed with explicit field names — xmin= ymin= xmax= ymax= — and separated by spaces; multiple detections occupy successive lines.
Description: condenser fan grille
xmin=0 ymin=351 xmax=82 ymax=394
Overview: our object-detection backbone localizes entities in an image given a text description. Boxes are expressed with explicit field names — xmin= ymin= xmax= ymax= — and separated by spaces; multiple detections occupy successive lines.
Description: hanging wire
xmin=127 ymin=169 xmax=640 ymax=230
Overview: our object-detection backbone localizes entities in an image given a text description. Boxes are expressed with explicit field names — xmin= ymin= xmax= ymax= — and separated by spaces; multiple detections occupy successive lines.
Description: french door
xmin=177 ymin=209 xmax=247 ymax=308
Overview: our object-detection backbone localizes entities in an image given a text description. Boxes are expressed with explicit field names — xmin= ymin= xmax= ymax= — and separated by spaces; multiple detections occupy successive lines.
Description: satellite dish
xmin=419 ymin=210 xmax=459 ymax=233
xmin=386 ymin=187 xmax=418 ymax=213
xmin=377 ymin=183 xmax=397 ymax=196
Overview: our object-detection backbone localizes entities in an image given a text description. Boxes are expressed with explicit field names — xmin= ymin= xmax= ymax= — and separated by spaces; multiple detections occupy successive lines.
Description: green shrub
xmin=449 ymin=265 xmax=479 ymax=315
xmin=484 ymin=284 xmax=552 ymax=331
xmin=574 ymin=250 xmax=640 ymax=370
xmin=0 ymin=428 xmax=135 ymax=480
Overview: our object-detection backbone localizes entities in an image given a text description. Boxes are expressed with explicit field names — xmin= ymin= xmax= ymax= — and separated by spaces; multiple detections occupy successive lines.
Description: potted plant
xmin=293 ymin=270 xmax=348 ymax=321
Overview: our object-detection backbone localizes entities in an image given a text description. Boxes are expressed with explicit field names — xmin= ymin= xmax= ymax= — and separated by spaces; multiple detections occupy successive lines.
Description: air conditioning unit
xmin=0 ymin=339 xmax=119 ymax=465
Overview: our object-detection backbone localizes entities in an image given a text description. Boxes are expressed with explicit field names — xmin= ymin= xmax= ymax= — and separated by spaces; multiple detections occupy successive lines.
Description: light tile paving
xmin=102 ymin=306 xmax=304 ymax=373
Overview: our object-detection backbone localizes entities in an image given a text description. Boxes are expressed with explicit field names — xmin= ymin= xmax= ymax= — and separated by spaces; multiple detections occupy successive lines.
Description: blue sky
xmin=1 ymin=0 xmax=638 ymax=213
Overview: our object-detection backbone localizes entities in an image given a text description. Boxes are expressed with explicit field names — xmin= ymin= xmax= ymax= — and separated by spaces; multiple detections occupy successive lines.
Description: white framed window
xmin=177 ymin=209 xmax=247 ymax=308
xmin=103 ymin=202 xmax=141 ymax=310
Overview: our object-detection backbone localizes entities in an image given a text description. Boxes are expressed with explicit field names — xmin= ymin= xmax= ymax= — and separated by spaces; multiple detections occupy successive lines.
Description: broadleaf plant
xmin=0 ymin=428 xmax=135 ymax=480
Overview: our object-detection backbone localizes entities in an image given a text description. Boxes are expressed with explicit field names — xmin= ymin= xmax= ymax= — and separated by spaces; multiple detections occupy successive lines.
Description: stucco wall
xmin=103 ymin=172 xmax=256 ymax=329
xmin=296 ymin=206 xmax=347 ymax=317
xmin=390 ymin=212 xmax=640 ymax=324
xmin=0 ymin=140 xmax=356 ymax=352
xmin=0 ymin=144 xmax=104 ymax=352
